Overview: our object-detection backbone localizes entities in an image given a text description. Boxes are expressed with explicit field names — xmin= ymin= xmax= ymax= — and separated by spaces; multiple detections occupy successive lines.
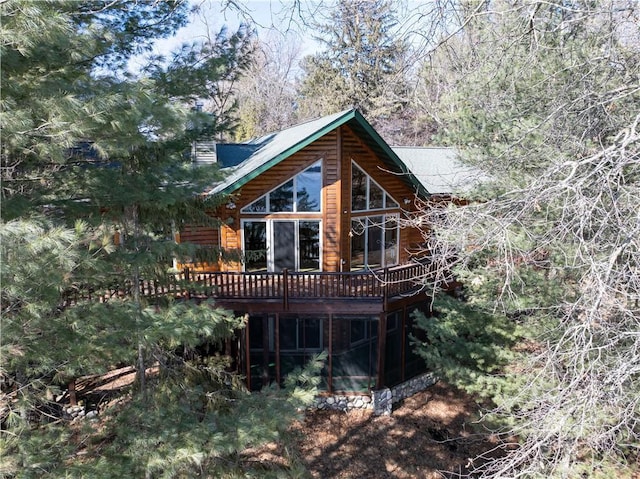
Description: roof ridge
xmin=243 ymin=108 xmax=356 ymax=144
xmin=391 ymin=145 xmax=454 ymax=149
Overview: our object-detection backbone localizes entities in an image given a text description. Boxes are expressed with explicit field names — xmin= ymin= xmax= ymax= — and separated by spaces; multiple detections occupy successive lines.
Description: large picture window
xmin=242 ymin=160 xmax=322 ymax=213
xmin=350 ymin=214 xmax=399 ymax=270
xmin=350 ymin=162 xmax=400 ymax=270
xmin=241 ymin=160 xmax=322 ymax=272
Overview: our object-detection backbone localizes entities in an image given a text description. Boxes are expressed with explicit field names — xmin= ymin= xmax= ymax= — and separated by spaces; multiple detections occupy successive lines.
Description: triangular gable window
xmin=351 ymin=162 xmax=399 ymax=212
xmin=242 ymin=160 xmax=322 ymax=213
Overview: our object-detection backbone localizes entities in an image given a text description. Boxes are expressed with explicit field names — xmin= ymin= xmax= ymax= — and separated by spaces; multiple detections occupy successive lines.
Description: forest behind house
xmin=2 ymin=1 xmax=639 ymax=478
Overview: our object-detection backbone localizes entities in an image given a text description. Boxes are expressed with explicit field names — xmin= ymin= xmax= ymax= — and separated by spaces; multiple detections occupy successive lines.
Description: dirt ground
xmin=78 ymin=370 xmax=502 ymax=478
xmin=288 ymin=381 xmax=502 ymax=479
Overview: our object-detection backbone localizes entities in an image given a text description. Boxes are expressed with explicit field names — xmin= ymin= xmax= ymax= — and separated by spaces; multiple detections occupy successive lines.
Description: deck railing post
xmin=282 ymin=269 xmax=289 ymax=310
xmin=383 ymin=267 xmax=389 ymax=309
xmin=183 ymin=267 xmax=191 ymax=299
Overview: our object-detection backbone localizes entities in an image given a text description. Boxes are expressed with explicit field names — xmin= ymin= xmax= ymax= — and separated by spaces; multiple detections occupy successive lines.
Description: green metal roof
xmin=392 ymin=147 xmax=488 ymax=195
xmin=206 ymin=108 xmax=429 ymax=198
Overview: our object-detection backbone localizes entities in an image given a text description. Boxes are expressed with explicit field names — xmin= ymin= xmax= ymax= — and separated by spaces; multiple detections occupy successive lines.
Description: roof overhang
xmin=207 ymin=109 xmax=430 ymax=199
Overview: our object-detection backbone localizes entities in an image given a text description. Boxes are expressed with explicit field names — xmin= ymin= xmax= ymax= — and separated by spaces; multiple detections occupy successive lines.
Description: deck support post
xmin=275 ymin=313 xmax=281 ymax=387
xmin=244 ymin=314 xmax=251 ymax=390
xmin=401 ymin=305 xmax=407 ymax=382
xmin=328 ymin=314 xmax=333 ymax=393
xmin=376 ymin=312 xmax=387 ymax=389
xmin=68 ymin=379 xmax=77 ymax=406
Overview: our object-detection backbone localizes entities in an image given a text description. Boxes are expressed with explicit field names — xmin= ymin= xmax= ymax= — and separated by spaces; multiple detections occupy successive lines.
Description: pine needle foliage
xmin=412 ymin=293 xmax=522 ymax=402
xmin=1 ymin=2 xmax=321 ymax=478
xmin=416 ymin=1 xmax=640 ymax=476
xmin=296 ymin=0 xmax=410 ymax=126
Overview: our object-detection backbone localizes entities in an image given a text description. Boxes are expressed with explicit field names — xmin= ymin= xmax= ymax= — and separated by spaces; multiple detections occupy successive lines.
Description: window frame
xmin=351 ymin=162 xmax=399 ymax=212
xmin=241 ymin=218 xmax=322 ymax=272
xmin=241 ymin=160 xmax=323 ymax=214
xmin=350 ymin=213 xmax=399 ymax=270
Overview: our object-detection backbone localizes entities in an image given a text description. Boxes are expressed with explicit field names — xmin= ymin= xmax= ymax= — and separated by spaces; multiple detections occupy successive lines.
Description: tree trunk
xmin=128 ymin=203 xmax=147 ymax=400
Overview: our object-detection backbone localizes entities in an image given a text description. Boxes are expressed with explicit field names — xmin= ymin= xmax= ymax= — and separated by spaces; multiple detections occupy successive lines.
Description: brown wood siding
xmin=323 ymin=130 xmax=341 ymax=271
xmin=175 ymin=225 xmax=220 ymax=272
xmin=178 ymin=225 xmax=219 ymax=246
xmin=401 ymin=225 xmax=427 ymax=263
xmin=339 ymin=127 xmax=353 ymax=269
xmin=220 ymin=222 xmax=241 ymax=271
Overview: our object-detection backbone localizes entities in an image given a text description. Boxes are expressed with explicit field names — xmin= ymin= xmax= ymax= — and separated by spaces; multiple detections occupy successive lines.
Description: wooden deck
xmin=61 ymin=261 xmax=433 ymax=309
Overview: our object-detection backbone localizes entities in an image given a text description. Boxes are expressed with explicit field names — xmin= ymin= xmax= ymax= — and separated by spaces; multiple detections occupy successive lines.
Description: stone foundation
xmin=390 ymin=372 xmax=438 ymax=404
xmin=314 ymin=393 xmax=373 ymax=411
xmin=63 ymin=405 xmax=99 ymax=422
xmin=63 ymin=373 xmax=439 ymax=420
xmin=314 ymin=372 xmax=438 ymax=415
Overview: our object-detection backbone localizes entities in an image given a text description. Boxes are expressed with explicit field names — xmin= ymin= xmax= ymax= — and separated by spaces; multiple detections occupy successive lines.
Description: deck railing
xmin=61 ymin=261 xmax=433 ymax=307
xmin=185 ymin=261 xmax=432 ymax=301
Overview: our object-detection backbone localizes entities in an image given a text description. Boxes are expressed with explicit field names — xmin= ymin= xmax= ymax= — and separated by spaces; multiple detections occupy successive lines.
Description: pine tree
xmin=414 ymin=1 xmax=640 ymax=477
xmin=1 ymin=2 xmax=321 ymax=476
xmin=296 ymin=0 xmax=411 ymax=138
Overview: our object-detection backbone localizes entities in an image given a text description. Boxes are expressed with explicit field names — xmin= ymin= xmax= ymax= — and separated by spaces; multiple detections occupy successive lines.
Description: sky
xmin=130 ymin=0 xmax=321 ymax=71
xmin=128 ymin=0 xmax=433 ymax=77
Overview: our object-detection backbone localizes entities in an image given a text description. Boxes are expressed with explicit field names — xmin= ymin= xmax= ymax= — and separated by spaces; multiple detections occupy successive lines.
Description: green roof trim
xmin=207 ymin=108 xmax=429 ymax=198
xmin=348 ymin=109 xmax=430 ymax=198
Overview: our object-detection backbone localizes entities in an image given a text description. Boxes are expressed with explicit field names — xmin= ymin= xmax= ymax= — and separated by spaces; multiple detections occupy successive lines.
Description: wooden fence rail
xmin=61 ymin=261 xmax=433 ymax=307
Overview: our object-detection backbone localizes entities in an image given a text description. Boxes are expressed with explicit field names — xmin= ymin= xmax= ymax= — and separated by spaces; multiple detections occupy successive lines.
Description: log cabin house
xmin=179 ymin=108 xmax=460 ymax=393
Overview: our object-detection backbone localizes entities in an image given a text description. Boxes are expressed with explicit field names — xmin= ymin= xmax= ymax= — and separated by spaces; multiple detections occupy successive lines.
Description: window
xmin=350 ymin=162 xmax=400 ymax=269
xmin=243 ymin=221 xmax=267 ymax=271
xmin=299 ymin=221 xmax=320 ymax=270
xmin=270 ymin=179 xmax=294 ymax=212
xmin=242 ymin=161 xmax=322 ymax=213
xmin=350 ymin=214 xmax=399 ymax=270
xmin=242 ymin=219 xmax=321 ymax=272
xmin=351 ymin=162 xmax=399 ymax=212
xmin=240 ymin=161 xmax=322 ymax=272
xmin=296 ymin=163 xmax=322 ymax=212
xmin=352 ymin=165 xmax=367 ymax=211
xmin=243 ymin=195 xmax=266 ymax=213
